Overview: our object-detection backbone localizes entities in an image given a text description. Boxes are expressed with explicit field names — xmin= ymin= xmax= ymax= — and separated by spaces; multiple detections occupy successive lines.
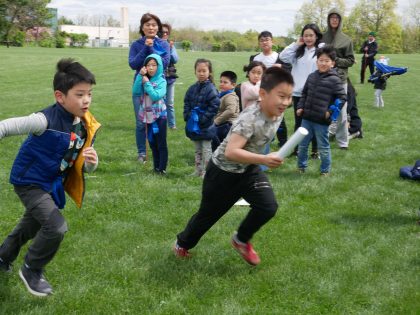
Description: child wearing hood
xmin=132 ymin=54 xmax=168 ymax=174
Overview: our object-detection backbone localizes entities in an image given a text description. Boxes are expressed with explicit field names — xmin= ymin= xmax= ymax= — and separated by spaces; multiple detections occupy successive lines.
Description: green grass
xmin=0 ymin=47 xmax=419 ymax=314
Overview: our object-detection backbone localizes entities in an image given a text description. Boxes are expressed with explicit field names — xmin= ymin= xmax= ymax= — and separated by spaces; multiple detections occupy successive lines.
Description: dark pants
xmin=276 ymin=119 xmax=287 ymax=147
xmin=211 ymin=122 xmax=232 ymax=151
xmin=0 ymin=185 xmax=67 ymax=270
xmin=347 ymin=80 xmax=363 ymax=135
xmin=293 ymin=96 xmax=317 ymax=154
xmin=177 ymin=160 xmax=278 ymax=249
xmin=360 ymin=57 xmax=375 ymax=83
xmin=148 ymin=117 xmax=168 ymax=172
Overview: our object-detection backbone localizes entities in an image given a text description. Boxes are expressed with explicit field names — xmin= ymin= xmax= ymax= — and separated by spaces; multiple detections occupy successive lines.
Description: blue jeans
xmin=298 ymin=119 xmax=331 ymax=173
xmin=132 ymin=95 xmax=146 ymax=157
xmin=166 ymin=83 xmax=176 ymax=128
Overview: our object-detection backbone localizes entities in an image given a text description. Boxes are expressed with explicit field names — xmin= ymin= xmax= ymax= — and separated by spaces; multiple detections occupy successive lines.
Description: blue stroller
xmin=368 ymin=60 xmax=408 ymax=82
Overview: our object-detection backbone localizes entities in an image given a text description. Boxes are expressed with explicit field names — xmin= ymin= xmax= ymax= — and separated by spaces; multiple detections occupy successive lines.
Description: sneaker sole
xmin=19 ymin=269 xmax=51 ymax=297
xmin=231 ymin=241 xmax=260 ymax=266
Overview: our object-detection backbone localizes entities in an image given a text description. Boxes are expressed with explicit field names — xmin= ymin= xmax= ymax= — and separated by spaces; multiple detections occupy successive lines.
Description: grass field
xmin=0 ymin=47 xmax=419 ymax=314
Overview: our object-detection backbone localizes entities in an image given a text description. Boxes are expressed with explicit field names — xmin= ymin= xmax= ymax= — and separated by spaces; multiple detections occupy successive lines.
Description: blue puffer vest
xmin=10 ymin=103 xmax=76 ymax=196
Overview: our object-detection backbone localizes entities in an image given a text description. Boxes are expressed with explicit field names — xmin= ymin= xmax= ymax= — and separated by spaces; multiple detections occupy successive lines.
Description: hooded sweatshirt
xmin=132 ymin=54 xmax=167 ymax=124
xmin=323 ymin=8 xmax=355 ymax=83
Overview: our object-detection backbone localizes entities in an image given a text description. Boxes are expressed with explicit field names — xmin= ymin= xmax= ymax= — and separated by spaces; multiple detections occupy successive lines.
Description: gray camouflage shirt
xmin=212 ymin=103 xmax=283 ymax=173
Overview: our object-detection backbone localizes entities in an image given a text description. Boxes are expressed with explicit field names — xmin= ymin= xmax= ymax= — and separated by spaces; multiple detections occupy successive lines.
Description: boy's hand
xmin=83 ymin=147 xmax=97 ymax=165
xmin=263 ymin=153 xmax=284 ymax=169
xmin=296 ymin=108 xmax=303 ymax=116
xmin=325 ymin=111 xmax=331 ymax=119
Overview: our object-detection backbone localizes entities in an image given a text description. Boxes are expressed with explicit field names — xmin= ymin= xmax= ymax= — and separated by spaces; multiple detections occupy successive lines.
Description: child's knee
xmin=261 ymin=201 xmax=278 ymax=219
xmin=45 ymin=210 xmax=68 ymax=238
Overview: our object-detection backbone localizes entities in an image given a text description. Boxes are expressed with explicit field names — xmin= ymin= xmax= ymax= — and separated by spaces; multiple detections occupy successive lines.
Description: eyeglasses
xmin=162 ymin=31 xmax=169 ymax=35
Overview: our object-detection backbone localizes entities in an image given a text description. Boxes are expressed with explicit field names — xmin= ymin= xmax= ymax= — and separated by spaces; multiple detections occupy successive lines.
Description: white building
xmin=59 ymin=7 xmax=129 ymax=48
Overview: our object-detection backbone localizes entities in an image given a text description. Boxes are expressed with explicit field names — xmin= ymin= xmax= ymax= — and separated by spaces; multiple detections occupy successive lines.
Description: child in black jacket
xmin=296 ymin=45 xmax=347 ymax=175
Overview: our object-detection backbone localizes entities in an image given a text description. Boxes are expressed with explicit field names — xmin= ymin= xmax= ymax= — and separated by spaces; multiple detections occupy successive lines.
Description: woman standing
xmin=279 ymin=23 xmax=323 ymax=157
xmin=129 ymin=13 xmax=170 ymax=163
xmin=161 ymin=23 xmax=179 ymax=130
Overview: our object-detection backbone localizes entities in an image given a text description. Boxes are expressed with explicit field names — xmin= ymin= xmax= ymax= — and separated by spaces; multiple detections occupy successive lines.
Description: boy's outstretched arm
xmin=225 ymin=133 xmax=283 ymax=169
xmin=0 ymin=113 xmax=47 ymax=139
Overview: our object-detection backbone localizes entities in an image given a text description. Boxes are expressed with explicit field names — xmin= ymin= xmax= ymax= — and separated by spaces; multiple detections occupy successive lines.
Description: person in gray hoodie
xmin=323 ymin=8 xmax=355 ymax=149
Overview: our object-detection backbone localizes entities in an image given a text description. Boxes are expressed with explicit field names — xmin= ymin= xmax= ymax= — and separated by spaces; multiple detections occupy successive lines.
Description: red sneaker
xmin=231 ymin=235 xmax=260 ymax=266
xmin=173 ymin=242 xmax=191 ymax=258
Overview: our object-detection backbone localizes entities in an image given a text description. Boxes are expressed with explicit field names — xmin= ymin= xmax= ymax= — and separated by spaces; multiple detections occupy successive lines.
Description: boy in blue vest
xmin=0 ymin=59 xmax=101 ymax=297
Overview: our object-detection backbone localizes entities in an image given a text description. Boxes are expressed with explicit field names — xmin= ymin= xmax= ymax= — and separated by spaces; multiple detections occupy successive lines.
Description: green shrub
xmin=211 ymin=42 xmax=221 ymax=52
xmin=11 ymin=31 xmax=26 ymax=47
xmin=55 ymin=34 xmax=66 ymax=48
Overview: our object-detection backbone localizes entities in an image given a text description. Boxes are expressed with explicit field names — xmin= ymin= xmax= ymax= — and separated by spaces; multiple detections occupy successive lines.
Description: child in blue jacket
xmin=0 ymin=59 xmax=100 ymax=296
xmin=132 ymin=54 xmax=168 ymax=174
xmin=184 ymin=59 xmax=220 ymax=177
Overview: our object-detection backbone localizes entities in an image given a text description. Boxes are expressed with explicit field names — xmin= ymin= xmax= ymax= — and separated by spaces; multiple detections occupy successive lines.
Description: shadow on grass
xmin=145 ymin=249 xmax=259 ymax=291
xmin=329 ymin=213 xmax=416 ymax=227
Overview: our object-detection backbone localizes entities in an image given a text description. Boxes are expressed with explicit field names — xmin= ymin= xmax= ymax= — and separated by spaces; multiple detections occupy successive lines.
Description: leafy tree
xmin=182 ymin=40 xmax=192 ymax=52
xmin=221 ymin=40 xmax=236 ymax=52
xmin=69 ymin=33 xmax=89 ymax=47
xmin=291 ymin=0 xmax=346 ymax=37
xmin=55 ymin=33 xmax=66 ymax=48
xmin=346 ymin=0 xmax=402 ymax=53
xmin=11 ymin=30 xmax=26 ymax=46
xmin=0 ymin=0 xmax=52 ymax=42
xmin=57 ymin=16 xmax=74 ymax=25
xmin=212 ymin=42 xmax=221 ymax=52
xmin=402 ymin=0 xmax=420 ymax=52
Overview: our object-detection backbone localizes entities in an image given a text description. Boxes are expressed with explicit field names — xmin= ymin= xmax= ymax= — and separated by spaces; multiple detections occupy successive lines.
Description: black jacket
xmin=297 ymin=69 xmax=347 ymax=125
xmin=360 ymin=40 xmax=378 ymax=60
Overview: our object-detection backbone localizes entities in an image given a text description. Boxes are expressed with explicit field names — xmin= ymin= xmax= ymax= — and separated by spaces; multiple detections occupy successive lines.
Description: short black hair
xmin=220 ymin=70 xmax=237 ymax=84
xmin=258 ymin=31 xmax=273 ymax=40
xmin=53 ymin=58 xmax=96 ymax=94
xmin=316 ymin=44 xmax=337 ymax=60
xmin=260 ymin=67 xmax=294 ymax=92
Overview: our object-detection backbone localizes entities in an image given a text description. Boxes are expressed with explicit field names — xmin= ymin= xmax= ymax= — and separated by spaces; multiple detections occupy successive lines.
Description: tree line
xmin=1 ymin=0 xmax=419 ymax=53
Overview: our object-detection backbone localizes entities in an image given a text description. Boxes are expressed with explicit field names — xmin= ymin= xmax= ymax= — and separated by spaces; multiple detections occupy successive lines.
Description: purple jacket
xmin=129 ymin=36 xmax=170 ymax=80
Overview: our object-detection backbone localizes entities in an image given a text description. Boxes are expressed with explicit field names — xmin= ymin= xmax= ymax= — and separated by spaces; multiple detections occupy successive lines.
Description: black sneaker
xmin=19 ymin=265 xmax=53 ymax=297
xmin=0 ymin=257 xmax=12 ymax=273
xmin=310 ymin=152 xmax=320 ymax=160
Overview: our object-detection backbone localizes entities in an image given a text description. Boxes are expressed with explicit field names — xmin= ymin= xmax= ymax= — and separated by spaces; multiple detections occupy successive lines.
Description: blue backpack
xmin=186 ymin=107 xmax=204 ymax=134
xmin=400 ymin=160 xmax=420 ymax=181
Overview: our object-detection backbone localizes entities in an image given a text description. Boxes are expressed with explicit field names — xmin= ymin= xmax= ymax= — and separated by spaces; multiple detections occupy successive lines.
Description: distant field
xmin=0 ymin=47 xmax=419 ymax=314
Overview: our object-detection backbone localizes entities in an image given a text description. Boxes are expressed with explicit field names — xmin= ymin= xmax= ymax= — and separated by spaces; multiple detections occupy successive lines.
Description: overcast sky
xmin=48 ymin=0 xmax=411 ymax=36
